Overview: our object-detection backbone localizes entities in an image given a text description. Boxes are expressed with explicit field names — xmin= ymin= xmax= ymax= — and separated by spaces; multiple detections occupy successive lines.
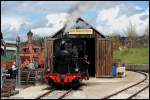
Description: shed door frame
xmin=45 ymin=38 xmax=56 ymax=71
xmin=95 ymin=38 xmax=113 ymax=77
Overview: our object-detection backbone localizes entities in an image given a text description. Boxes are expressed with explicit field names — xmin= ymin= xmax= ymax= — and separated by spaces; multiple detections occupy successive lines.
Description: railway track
xmin=102 ymin=71 xmax=149 ymax=99
xmin=35 ymin=88 xmax=55 ymax=99
xmin=35 ymin=71 xmax=149 ymax=99
xmin=36 ymin=82 xmax=86 ymax=99
xmin=36 ymin=88 xmax=72 ymax=99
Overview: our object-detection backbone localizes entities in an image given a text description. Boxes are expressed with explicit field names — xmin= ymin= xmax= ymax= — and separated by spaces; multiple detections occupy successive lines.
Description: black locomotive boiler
xmin=45 ymin=35 xmax=88 ymax=88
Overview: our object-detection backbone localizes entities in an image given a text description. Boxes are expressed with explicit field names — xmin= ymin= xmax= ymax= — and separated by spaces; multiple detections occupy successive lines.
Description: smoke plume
xmin=63 ymin=1 xmax=95 ymax=34
xmin=63 ymin=1 xmax=121 ymax=34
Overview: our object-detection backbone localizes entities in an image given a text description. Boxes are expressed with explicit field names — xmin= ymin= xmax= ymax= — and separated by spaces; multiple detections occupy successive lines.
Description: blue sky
xmin=1 ymin=1 xmax=149 ymax=41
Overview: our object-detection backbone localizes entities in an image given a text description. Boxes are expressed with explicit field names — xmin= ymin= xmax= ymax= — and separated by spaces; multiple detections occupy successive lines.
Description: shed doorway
xmin=84 ymin=38 xmax=95 ymax=77
xmin=71 ymin=38 xmax=95 ymax=77
xmin=53 ymin=37 xmax=95 ymax=77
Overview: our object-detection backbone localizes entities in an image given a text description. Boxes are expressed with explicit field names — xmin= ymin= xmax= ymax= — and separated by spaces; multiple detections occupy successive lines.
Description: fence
xmin=125 ymin=64 xmax=149 ymax=72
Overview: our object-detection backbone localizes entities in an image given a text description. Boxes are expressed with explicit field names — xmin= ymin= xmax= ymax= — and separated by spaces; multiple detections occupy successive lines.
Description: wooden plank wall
xmin=47 ymin=29 xmax=113 ymax=77
xmin=96 ymin=38 xmax=113 ymax=77
xmin=45 ymin=38 xmax=54 ymax=70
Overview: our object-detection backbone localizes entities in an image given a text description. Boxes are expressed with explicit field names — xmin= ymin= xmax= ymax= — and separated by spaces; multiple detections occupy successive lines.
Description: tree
xmin=144 ymin=25 xmax=149 ymax=36
xmin=32 ymin=35 xmax=45 ymax=47
xmin=144 ymin=25 xmax=149 ymax=47
xmin=109 ymin=33 xmax=121 ymax=51
xmin=123 ymin=21 xmax=137 ymax=48
xmin=32 ymin=35 xmax=46 ymax=60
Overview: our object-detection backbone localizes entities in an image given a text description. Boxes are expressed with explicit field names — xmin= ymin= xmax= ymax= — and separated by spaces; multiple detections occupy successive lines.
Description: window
xmin=23 ymin=48 xmax=29 ymax=53
xmin=34 ymin=48 xmax=39 ymax=53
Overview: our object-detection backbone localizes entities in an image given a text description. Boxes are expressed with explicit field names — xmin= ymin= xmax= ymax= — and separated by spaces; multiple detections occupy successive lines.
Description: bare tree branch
xmin=123 ymin=21 xmax=137 ymax=48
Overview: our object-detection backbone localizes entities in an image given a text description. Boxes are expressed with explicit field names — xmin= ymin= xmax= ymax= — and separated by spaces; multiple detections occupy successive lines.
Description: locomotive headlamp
xmin=61 ymin=40 xmax=65 ymax=44
xmin=75 ymin=67 xmax=79 ymax=72
xmin=46 ymin=68 xmax=51 ymax=73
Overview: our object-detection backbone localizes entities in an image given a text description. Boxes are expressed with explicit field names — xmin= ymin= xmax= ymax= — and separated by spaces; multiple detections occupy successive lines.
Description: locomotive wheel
xmin=71 ymin=79 xmax=80 ymax=89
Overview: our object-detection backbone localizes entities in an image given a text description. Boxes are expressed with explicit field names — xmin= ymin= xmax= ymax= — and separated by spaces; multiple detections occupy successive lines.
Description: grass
xmin=113 ymin=48 xmax=149 ymax=64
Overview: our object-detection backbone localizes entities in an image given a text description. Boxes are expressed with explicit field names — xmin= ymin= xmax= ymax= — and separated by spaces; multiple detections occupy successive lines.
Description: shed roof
xmin=51 ymin=17 xmax=106 ymax=38
xmin=5 ymin=40 xmax=16 ymax=44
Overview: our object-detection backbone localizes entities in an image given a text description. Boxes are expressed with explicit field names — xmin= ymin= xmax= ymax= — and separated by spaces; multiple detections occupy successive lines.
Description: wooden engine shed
xmin=45 ymin=18 xmax=113 ymax=77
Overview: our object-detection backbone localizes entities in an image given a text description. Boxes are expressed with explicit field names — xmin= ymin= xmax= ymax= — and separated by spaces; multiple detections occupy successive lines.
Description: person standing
xmin=29 ymin=60 xmax=34 ymax=69
xmin=25 ymin=59 xmax=30 ymax=69
xmin=25 ymin=59 xmax=29 ymax=65
xmin=1 ymin=68 xmax=4 ymax=88
xmin=11 ymin=61 xmax=17 ymax=78
xmin=113 ymin=63 xmax=117 ymax=78
xmin=83 ymin=55 xmax=90 ymax=80
xmin=34 ymin=60 xmax=38 ymax=69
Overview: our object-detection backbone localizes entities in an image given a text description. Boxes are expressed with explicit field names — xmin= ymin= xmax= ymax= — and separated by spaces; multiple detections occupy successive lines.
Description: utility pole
xmin=16 ymin=36 xmax=20 ymax=86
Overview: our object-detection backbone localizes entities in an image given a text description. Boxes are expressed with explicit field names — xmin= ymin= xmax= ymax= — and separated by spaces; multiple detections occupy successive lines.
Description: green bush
xmin=1 ymin=52 xmax=16 ymax=62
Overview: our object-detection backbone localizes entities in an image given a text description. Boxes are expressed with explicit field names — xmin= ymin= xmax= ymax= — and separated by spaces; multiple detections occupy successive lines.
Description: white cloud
xmin=32 ymin=13 xmax=68 ymax=37
xmin=32 ymin=28 xmax=57 ymax=37
xmin=97 ymin=6 xmax=119 ymax=23
xmin=46 ymin=13 xmax=68 ymax=27
xmin=1 ymin=15 xmax=29 ymax=41
xmin=1 ymin=13 xmax=68 ymax=39
xmin=1 ymin=1 xmax=149 ymax=39
xmin=96 ymin=6 xmax=149 ymax=36
xmin=32 ymin=27 xmax=64 ymax=37
xmin=1 ymin=1 xmax=80 ymax=15
xmin=135 ymin=6 xmax=143 ymax=10
xmin=1 ymin=16 xmax=25 ymax=32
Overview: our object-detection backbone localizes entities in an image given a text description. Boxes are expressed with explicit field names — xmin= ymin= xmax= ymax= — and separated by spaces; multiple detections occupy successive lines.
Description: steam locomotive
xmin=45 ymin=35 xmax=87 ymax=88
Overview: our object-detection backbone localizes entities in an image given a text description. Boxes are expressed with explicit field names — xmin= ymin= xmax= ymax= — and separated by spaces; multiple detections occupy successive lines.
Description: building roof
xmin=1 ymin=46 xmax=16 ymax=51
xmin=5 ymin=40 xmax=16 ymax=44
xmin=51 ymin=17 xmax=106 ymax=38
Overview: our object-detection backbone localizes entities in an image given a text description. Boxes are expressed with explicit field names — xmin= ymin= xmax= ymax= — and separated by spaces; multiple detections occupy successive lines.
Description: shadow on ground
xmin=42 ymin=83 xmax=86 ymax=90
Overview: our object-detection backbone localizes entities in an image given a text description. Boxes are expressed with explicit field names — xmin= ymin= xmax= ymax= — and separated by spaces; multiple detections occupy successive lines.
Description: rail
xmin=58 ymin=88 xmax=73 ymax=99
xmin=102 ymin=71 xmax=149 ymax=99
xmin=35 ymin=88 xmax=55 ymax=99
xmin=36 ymin=88 xmax=72 ymax=99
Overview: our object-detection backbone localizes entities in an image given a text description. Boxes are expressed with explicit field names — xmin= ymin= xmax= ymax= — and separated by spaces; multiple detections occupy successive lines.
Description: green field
xmin=113 ymin=48 xmax=149 ymax=64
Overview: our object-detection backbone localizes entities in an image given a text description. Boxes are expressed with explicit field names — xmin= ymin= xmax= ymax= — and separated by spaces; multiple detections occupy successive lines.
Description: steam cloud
xmin=63 ymin=1 xmax=121 ymax=35
xmin=63 ymin=1 xmax=95 ymax=34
